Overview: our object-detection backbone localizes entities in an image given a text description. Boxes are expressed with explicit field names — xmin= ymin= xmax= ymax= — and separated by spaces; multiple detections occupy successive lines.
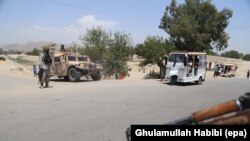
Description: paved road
xmin=0 ymin=72 xmax=250 ymax=141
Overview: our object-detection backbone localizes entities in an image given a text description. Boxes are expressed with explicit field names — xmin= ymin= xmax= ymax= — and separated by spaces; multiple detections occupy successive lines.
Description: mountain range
xmin=0 ymin=41 xmax=68 ymax=52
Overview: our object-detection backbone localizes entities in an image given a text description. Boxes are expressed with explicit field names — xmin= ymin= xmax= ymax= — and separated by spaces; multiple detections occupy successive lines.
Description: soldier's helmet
xmin=43 ymin=46 xmax=50 ymax=53
xmin=164 ymin=55 xmax=168 ymax=59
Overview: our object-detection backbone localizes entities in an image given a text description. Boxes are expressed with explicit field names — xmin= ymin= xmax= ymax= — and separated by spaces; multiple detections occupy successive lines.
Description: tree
xmin=104 ymin=32 xmax=133 ymax=78
xmin=243 ymin=54 xmax=250 ymax=61
xmin=79 ymin=27 xmax=134 ymax=78
xmin=207 ymin=50 xmax=218 ymax=56
xmin=127 ymin=46 xmax=135 ymax=61
xmin=239 ymin=53 xmax=244 ymax=59
xmin=79 ymin=26 xmax=111 ymax=62
xmin=159 ymin=0 xmax=233 ymax=51
xmin=135 ymin=36 xmax=173 ymax=79
xmin=67 ymin=42 xmax=81 ymax=53
xmin=77 ymin=47 xmax=86 ymax=55
xmin=135 ymin=36 xmax=173 ymax=66
xmin=221 ymin=50 xmax=240 ymax=59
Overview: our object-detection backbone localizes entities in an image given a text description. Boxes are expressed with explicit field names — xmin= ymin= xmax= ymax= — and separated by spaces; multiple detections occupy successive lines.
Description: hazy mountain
xmin=1 ymin=41 xmax=60 ymax=51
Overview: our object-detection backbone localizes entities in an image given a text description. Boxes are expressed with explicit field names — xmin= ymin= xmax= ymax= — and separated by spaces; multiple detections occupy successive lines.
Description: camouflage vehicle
xmin=48 ymin=44 xmax=102 ymax=82
xmin=0 ymin=56 xmax=6 ymax=61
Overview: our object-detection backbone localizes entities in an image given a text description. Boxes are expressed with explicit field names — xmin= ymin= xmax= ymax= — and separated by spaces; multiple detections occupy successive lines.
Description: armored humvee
xmin=47 ymin=44 xmax=102 ymax=82
xmin=0 ymin=56 xmax=6 ymax=61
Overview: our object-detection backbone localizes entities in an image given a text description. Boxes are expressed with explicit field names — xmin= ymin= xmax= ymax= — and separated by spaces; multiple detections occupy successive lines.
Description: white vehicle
xmin=165 ymin=52 xmax=207 ymax=85
xmin=219 ymin=63 xmax=238 ymax=78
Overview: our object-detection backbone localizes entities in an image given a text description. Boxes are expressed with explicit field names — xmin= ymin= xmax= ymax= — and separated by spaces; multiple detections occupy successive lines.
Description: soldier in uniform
xmin=247 ymin=70 xmax=250 ymax=79
xmin=38 ymin=46 xmax=52 ymax=88
xmin=159 ymin=55 xmax=168 ymax=81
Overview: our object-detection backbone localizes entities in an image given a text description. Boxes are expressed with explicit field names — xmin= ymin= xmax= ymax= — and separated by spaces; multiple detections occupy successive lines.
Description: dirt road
xmin=0 ymin=63 xmax=250 ymax=141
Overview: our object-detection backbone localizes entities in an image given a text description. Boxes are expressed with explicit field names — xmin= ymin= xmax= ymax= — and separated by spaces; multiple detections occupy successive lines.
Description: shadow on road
xmin=50 ymin=78 xmax=93 ymax=83
xmin=162 ymin=81 xmax=201 ymax=87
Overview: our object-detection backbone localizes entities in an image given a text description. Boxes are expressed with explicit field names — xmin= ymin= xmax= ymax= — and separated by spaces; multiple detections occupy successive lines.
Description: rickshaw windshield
xmin=168 ymin=54 xmax=186 ymax=63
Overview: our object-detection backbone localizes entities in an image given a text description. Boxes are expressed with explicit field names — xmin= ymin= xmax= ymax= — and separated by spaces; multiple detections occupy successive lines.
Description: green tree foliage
xmin=66 ymin=42 xmax=81 ymax=53
xmin=16 ymin=51 xmax=22 ymax=55
xmin=206 ymin=50 xmax=218 ymax=56
xmin=79 ymin=27 xmax=133 ymax=78
xmin=239 ymin=53 xmax=244 ymax=59
xmin=65 ymin=42 xmax=85 ymax=54
xmin=135 ymin=36 xmax=173 ymax=80
xmin=79 ymin=26 xmax=111 ymax=62
xmin=221 ymin=50 xmax=240 ymax=59
xmin=104 ymin=32 xmax=133 ymax=77
xmin=135 ymin=36 xmax=173 ymax=66
xmin=77 ymin=47 xmax=86 ymax=55
xmin=159 ymin=0 xmax=233 ymax=51
xmin=128 ymin=46 xmax=135 ymax=61
xmin=243 ymin=54 xmax=250 ymax=61
xmin=26 ymin=48 xmax=40 ymax=56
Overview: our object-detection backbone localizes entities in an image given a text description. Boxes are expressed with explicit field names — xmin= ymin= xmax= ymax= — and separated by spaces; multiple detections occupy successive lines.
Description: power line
xmin=48 ymin=0 xmax=105 ymax=13
xmin=48 ymin=0 xmax=151 ymax=23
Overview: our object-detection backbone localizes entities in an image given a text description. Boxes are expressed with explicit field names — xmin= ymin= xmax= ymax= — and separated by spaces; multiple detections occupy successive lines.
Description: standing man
xmin=38 ymin=46 xmax=52 ymax=88
xmin=194 ymin=55 xmax=199 ymax=76
xmin=209 ymin=61 xmax=212 ymax=70
xmin=247 ymin=70 xmax=250 ymax=79
xmin=158 ymin=55 xmax=168 ymax=81
xmin=214 ymin=64 xmax=218 ymax=77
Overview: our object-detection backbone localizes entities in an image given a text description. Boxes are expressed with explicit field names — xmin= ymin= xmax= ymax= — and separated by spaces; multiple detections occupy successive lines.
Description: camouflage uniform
xmin=38 ymin=47 xmax=51 ymax=87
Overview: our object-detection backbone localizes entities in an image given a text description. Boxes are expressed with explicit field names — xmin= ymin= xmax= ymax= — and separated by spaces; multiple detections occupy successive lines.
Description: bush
xmin=26 ymin=48 xmax=40 ymax=56
xmin=221 ymin=50 xmax=240 ymax=59
xmin=243 ymin=54 xmax=250 ymax=61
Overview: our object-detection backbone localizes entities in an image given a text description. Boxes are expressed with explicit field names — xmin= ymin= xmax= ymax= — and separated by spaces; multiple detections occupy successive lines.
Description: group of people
xmin=184 ymin=55 xmax=200 ymax=77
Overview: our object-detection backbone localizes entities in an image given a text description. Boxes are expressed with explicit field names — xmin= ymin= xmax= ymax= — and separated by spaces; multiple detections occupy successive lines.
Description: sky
xmin=0 ymin=0 xmax=250 ymax=53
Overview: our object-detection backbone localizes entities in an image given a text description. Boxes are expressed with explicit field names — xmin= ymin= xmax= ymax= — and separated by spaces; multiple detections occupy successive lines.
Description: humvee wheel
xmin=68 ymin=68 xmax=80 ymax=82
xmin=91 ymin=70 xmax=102 ymax=81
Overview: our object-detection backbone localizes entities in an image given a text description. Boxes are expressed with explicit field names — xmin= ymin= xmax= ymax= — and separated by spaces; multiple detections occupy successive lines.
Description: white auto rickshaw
xmin=165 ymin=52 xmax=207 ymax=85
xmin=219 ymin=63 xmax=238 ymax=77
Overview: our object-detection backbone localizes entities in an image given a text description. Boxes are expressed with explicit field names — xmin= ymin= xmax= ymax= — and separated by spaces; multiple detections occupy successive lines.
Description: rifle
xmin=205 ymin=108 xmax=250 ymax=125
xmin=125 ymin=92 xmax=250 ymax=141
xmin=166 ymin=92 xmax=250 ymax=125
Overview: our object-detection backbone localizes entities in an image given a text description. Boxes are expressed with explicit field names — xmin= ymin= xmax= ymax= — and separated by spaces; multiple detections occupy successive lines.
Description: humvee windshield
xmin=78 ymin=56 xmax=88 ymax=62
xmin=68 ymin=56 xmax=76 ymax=61
xmin=168 ymin=54 xmax=186 ymax=63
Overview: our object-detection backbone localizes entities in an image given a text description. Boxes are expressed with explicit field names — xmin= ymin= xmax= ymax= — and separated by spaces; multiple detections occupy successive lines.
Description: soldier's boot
xmin=39 ymin=81 xmax=44 ymax=88
xmin=44 ymin=82 xmax=49 ymax=88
